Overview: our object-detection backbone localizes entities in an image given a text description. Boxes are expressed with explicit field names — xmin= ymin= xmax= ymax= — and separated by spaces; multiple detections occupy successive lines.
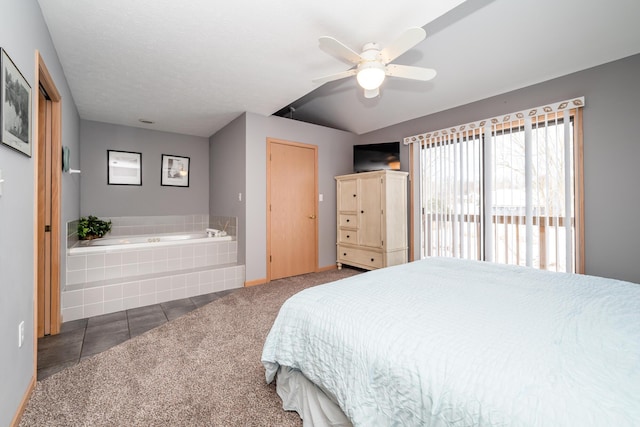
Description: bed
xmin=261 ymin=257 xmax=640 ymax=426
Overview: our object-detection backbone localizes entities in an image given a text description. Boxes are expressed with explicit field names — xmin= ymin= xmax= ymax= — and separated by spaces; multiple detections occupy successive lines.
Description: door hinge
xmin=44 ymin=225 xmax=51 ymax=232
xmin=270 ymin=255 xmax=272 ymax=262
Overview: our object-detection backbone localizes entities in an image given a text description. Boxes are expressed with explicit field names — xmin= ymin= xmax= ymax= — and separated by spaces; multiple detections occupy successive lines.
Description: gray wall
xmin=209 ymin=114 xmax=247 ymax=263
xmin=242 ymin=113 xmax=357 ymax=281
xmin=360 ymin=53 xmax=640 ymax=284
xmin=0 ymin=0 xmax=81 ymax=424
xmin=80 ymin=120 xmax=209 ymax=217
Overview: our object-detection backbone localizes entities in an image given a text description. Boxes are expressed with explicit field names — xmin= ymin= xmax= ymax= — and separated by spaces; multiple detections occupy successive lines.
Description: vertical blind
xmin=405 ymin=97 xmax=584 ymax=273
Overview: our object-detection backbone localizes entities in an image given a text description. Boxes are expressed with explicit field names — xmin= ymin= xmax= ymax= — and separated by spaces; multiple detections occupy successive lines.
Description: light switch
xmin=319 ymin=193 xmax=323 ymax=202
xmin=0 ymin=169 xmax=4 ymax=197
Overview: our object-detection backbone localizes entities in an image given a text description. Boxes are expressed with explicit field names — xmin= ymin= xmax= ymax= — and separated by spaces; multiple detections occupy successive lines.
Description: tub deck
xmin=63 ymin=232 xmax=243 ymax=321
xmin=70 ymin=232 xmax=233 ymax=254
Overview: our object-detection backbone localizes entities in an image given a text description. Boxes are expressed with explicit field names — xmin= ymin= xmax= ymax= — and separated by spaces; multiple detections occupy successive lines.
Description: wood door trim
xmin=36 ymin=89 xmax=46 ymax=338
xmin=37 ymin=52 xmax=61 ymax=335
xmin=266 ymin=138 xmax=318 ymax=282
xmin=34 ymin=50 xmax=62 ymax=338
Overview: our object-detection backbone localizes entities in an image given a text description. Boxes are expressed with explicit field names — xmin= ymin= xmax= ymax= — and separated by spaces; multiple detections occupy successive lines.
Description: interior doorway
xmin=267 ymin=138 xmax=318 ymax=280
xmin=35 ymin=52 xmax=61 ymax=337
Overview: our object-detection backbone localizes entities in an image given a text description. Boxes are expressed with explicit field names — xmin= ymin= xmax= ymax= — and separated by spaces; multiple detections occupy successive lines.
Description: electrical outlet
xmin=18 ymin=321 xmax=24 ymax=348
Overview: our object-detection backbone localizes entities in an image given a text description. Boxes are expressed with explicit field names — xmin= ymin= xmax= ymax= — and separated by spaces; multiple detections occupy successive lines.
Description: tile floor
xmin=37 ymin=289 xmax=236 ymax=381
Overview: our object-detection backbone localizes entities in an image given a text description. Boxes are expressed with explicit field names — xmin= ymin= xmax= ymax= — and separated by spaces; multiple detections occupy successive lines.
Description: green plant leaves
xmin=78 ymin=215 xmax=112 ymax=240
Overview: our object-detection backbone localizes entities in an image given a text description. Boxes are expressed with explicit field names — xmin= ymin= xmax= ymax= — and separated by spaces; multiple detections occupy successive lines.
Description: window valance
xmin=403 ymin=97 xmax=585 ymax=145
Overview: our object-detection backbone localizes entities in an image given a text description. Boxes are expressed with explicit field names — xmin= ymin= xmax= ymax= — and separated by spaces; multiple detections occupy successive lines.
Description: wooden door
xmin=268 ymin=139 xmax=318 ymax=280
xmin=36 ymin=53 xmax=61 ymax=337
xmin=37 ymin=88 xmax=51 ymax=336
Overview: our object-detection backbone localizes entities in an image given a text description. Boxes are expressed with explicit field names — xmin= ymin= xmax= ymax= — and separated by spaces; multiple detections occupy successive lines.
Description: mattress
xmin=262 ymin=257 xmax=640 ymax=426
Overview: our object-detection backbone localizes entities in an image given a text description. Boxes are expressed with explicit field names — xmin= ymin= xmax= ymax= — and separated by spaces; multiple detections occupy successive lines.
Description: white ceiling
xmin=38 ymin=0 xmax=640 ymax=137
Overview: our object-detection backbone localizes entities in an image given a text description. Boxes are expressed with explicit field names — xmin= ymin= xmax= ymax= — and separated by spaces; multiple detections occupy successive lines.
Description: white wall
xmin=0 ymin=0 xmax=80 ymax=424
xmin=360 ymin=53 xmax=640 ymax=284
xmin=80 ymin=120 xmax=209 ymax=217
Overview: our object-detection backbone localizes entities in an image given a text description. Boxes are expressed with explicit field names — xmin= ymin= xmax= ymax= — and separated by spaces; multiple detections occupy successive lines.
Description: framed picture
xmin=107 ymin=150 xmax=142 ymax=185
xmin=161 ymin=154 xmax=190 ymax=187
xmin=1 ymin=48 xmax=32 ymax=157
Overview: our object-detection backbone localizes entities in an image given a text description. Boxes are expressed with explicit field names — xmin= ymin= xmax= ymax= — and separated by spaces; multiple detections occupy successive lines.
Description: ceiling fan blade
xmin=312 ymin=69 xmax=357 ymax=85
xmin=386 ymin=64 xmax=437 ymax=81
xmin=380 ymin=27 xmax=427 ymax=64
xmin=319 ymin=36 xmax=362 ymax=65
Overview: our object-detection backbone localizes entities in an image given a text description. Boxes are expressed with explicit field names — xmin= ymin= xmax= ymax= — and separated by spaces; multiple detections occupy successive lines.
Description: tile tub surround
xmin=67 ymin=215 xmax=210 ymax=248
xmin=210 ymin=215 xmax=237 ymax=238
xmin=67 ymin=215 xmax=238 ymax=245
xmin=107 ymin=214 xmax=211 ymax=236
xmin=61 ymin=264 xmax=245 ymax=322
xmin=63 ymin=237 xmax=244 ymax=321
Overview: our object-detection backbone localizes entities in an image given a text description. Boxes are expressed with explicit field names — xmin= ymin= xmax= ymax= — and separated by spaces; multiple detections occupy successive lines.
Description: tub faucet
xmin=206 ymin=228 xmax=227 ymax=237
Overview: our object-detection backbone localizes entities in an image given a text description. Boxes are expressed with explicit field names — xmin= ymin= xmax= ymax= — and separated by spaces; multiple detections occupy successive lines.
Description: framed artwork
xmin=107 ymin=150 xmax=142 ymax=185
xmin=1 ymin=48 xmax=32 ymax=157
xmin=161 ymin=154 xmax=190 ymax=187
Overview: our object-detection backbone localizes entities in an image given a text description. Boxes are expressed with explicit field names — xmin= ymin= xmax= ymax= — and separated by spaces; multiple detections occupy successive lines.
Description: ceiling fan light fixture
xmin=363 ymin=88 xmax=380 ymax=99
xmin=314 ymin=28 xmax=433 ymax=97
xmin=356 ymin=62 xmax=386 ymax=90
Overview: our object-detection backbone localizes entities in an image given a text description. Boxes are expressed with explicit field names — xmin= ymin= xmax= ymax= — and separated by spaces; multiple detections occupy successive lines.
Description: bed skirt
xmin=275 ymin=365 xmax=352 ymax=427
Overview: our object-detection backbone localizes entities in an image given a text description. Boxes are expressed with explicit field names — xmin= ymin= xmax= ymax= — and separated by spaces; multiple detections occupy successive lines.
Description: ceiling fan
xmin=312 ymin=27 xmax=437 ymax=98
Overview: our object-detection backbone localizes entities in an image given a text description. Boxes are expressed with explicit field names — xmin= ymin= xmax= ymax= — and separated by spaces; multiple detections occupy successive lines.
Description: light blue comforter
xmin=262 ymin=258 xmax=640 ymax=426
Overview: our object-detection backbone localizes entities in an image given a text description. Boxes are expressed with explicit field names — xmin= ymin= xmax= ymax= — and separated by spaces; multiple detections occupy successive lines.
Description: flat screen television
xmin=353 ymin=142 xmax=400 ymax=173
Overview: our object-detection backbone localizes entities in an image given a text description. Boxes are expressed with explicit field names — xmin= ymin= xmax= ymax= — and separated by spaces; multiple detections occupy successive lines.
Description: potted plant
xmin=78 ymin=215 xmax=112 ymax=240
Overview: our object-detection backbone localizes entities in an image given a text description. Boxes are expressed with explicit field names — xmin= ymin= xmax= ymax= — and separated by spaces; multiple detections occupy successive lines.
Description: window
xmin=408 ymin=98 xmax=584 ymax=273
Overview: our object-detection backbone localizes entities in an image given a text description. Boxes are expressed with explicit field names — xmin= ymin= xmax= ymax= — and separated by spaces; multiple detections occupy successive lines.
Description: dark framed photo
xmin=161 ymin=154 xmax=190 ymax=187
xmin=1 ymin=48 xmax=32 ymax=157
xmin=107 ymin=150 xmax=142 ymax=185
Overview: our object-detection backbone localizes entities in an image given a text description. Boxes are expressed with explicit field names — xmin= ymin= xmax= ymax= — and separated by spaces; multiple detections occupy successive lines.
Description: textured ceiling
xmin=38 ymin=0 xmax=640 ymax=137
xmin=36 ymin=0 xmax=465 ymax=137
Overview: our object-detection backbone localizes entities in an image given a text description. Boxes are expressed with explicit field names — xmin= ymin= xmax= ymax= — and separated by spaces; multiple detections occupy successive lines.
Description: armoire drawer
xmin=337 ymin=245 xmax=383 ymax=269
xmin=338 ymin=229 xmax=358 ymax=244
xmin=338 ymin=214 xmax=357 ymax=228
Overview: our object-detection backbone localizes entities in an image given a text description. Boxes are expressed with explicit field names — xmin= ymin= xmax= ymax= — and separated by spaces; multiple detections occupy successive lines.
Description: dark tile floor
xmin=37 ymin=289 xmax=235 ymax=381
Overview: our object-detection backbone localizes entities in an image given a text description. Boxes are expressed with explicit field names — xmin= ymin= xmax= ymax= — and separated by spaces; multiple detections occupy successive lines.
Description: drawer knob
xmin=346 ymin=235 xmax=350 ymax=238
xmin=343 ymin=253 xmax=347 ymax=256
xmin=353 ymin=194 xmax=356 ymax=197
xmin=361 ymin=210 xmax=364 ymax=214
xmin=346 ymin=219 xmax=350 ymax=222
xmin=371 ymin=258 xmax=375 ymax=262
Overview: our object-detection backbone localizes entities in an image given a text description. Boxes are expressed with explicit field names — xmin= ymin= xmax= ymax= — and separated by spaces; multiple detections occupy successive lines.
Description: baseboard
xmin=245 ymin=265 xmax=337 ymax=287
xmin=11 ymin=374 xmax=35 ymax=427
xmin=244 ymin=277 xmax=267 ymax=287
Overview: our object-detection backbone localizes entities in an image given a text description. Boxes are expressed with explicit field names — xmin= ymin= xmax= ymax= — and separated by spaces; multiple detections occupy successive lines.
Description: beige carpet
xmin=20 ymin=268 xmax=360 ymax=426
